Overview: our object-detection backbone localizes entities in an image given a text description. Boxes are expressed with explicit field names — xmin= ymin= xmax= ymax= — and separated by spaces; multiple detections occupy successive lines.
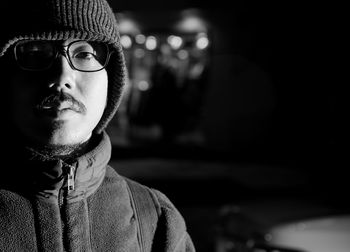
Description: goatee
xmin=26 ymin=140 xmax=91 ymax=162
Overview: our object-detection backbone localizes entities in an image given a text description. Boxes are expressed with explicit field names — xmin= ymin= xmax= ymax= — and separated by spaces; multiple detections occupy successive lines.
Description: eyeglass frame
xmin=13 ymin=39 xmax=114 ymax=72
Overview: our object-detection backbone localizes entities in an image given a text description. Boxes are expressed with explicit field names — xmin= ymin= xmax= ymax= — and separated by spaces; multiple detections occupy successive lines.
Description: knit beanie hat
xmin=0 ymin=0 xmax=127 ymax=134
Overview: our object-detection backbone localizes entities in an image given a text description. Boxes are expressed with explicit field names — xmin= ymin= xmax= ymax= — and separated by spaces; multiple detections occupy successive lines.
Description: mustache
xmin=36 ymin=92 xmax=86 ymax=114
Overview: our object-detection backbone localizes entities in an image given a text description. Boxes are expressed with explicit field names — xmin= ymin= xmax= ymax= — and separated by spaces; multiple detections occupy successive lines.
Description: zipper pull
xmin=67 ymin=165 xmax=75 ymax=192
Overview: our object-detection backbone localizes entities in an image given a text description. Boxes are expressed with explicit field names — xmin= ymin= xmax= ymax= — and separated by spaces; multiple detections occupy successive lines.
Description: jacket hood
xmin=0 ymin=0 xmax=127 ymax=133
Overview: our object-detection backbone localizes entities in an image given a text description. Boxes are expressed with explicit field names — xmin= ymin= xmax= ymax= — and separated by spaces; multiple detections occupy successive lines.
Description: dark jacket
xmin=0 ymin=132 xmax=195 ymax=251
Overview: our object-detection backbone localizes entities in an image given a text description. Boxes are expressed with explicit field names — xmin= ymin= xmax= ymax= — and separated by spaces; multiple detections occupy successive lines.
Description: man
xmin=0 ymin=0 xmax=195 ymax=251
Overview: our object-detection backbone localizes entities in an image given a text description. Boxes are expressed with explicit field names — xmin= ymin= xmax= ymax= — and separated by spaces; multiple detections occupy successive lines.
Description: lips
xmin=42 ymin=101 xmax=75 ymax=111
xmin=35 ymin=92 xmax=85 ymax=117
xmin=35 ymin=101 xmax=81 ymax=117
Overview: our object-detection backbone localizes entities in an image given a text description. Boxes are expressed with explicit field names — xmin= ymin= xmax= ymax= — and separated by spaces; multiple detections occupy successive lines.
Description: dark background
xmin=106 ymin=1 xmax=343 ymax=251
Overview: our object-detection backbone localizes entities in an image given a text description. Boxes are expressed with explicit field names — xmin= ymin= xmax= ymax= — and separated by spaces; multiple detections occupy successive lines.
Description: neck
xmin=26 ymin=140 xmax=92 ymax=162
xmin=13 ymin=132 xmax=99 ymax=162
xmin=5 ymin=123 xmax=102 ymax=163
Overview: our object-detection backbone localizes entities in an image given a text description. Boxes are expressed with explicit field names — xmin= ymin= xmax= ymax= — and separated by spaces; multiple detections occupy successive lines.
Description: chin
xmin=28 ymin=126 xmax=88 ymax=147
xmin=18 ymin=118 xmax=95 ymax=147
xmin=48 ymin=131 xmax=90 ymax=146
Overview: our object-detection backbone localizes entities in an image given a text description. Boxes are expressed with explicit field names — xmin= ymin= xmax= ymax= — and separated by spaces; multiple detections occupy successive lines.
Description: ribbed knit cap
xmin=0 ymin=0 xmax=127 ymax=133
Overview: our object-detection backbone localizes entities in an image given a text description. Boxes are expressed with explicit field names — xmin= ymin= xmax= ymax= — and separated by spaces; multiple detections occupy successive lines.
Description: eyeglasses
xmin=14 ymin=40 xmax=112 ymax=72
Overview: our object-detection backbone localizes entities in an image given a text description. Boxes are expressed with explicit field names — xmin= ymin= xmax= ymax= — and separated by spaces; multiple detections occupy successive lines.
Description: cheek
xmin=84 ymin=72 xmax=108 ymax=121
xmin=9 ymin=75 xmax=38 ymax=120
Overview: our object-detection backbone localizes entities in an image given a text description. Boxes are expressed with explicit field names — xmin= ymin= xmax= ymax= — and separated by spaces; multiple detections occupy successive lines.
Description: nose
xmin=48 ymin=54 xmax=76 ymax=91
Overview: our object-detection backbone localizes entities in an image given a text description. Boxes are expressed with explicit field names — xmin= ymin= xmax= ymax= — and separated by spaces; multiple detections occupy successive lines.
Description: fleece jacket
xmin=0 ymin=132 xmax=195 ymax=252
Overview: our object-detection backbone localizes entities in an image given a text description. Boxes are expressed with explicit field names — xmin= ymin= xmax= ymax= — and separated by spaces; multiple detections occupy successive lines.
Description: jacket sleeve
xmin=150 ymin=189 xmax=196 ymax=252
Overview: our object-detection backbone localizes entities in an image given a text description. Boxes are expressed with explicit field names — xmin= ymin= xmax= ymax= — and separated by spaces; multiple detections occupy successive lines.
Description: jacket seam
xmin=173 ymin=232 xmax=188 ymax=251
xmin=124 ymin=180 xmax=144 ymax=252
xmin=84 ymin=196 xmax=94 ymax=252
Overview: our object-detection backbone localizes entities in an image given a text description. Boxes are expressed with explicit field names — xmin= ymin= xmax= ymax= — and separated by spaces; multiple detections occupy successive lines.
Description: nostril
xmin=64 ymin=83 xmax=72 ymax=88
xmin=48 ymin=82 xmax=72 ymax=91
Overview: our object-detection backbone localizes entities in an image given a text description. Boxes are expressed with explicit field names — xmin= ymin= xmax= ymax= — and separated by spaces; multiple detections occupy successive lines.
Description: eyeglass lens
xmin=14 ymin=40 xmax=109 ymax=72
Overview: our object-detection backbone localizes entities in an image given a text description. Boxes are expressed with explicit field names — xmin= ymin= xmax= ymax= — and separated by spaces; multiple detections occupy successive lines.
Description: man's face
xmin=8 ymin=39 xmax=108 ymax=146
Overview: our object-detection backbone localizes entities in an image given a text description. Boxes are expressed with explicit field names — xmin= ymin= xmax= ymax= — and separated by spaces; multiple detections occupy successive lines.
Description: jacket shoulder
xmin=122 ymin=177 xmax=183 ymax=223
xmin=116 ymin=175 xmax=196 ymax=251
xmin=149 ymin=188 xmax=196 ymax=251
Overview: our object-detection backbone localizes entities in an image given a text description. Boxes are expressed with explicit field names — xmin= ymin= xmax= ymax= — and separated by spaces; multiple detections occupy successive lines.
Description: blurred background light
xmin=117 ymin=14 xmax=140 ymax=35
xmin=135 ymin=34 xmax=146 ymax=44
xmin=167 ymin=35 xmax=183 ymax=50
xmin=145 ymin=36 xmax=157 ymax=50
xmin=196 ymin=33 xmax=209 ymax=50
xmin=120 ymin=34 xmax=133 ymax=49
xmin=175 ymin=9 xmax=208 ymax=33
xmin=133 ymin=48 xmax=145 ymax=58
xmin=177 ymin=49 xmax=189 ymax=60
xmin=137 ymin=80 xmax=150 ymax=91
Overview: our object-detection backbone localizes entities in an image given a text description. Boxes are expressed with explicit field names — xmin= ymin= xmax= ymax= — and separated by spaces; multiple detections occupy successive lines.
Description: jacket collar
xmin=2 ymin=131 xmax=111 ymax=202
xmin=67 ymin=131 xmax=111 ymax=202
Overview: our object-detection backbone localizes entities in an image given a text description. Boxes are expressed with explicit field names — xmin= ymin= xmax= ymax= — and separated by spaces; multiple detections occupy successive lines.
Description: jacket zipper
xmin=58 ymin=163 xmax=76 ymax=251
xmin=67 ymin=165 xmax=75 ymax=192
xmin=58 ymin=164 xmax=76 ymax=207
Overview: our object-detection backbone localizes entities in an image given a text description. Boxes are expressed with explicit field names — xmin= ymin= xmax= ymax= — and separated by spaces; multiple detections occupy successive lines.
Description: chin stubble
xmin=26 ymin=140 xmax=91 ymax=161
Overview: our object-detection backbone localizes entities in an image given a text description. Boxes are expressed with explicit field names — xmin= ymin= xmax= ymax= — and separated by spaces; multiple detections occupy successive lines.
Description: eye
xmin=17 ymin=41 xmax=55 ymax=57
xmin=67 ymin=41 xmax=109 ymax=69
xmin=70 ymin=42 xmax=97 ymax=60
xmin=73 ymin=51 xmax=96 ymax=60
